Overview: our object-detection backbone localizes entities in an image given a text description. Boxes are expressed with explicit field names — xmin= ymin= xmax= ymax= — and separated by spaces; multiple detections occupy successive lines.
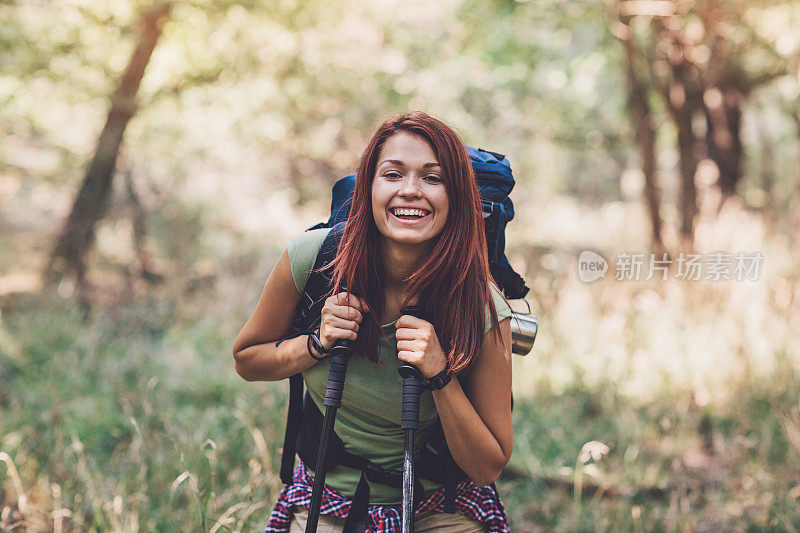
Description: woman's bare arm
xmin=233 ymin=249 xmax=366 ymax=381
xmin=232 ymin=250 xmax=318 ymax=381
xmin=431 ymin=318 xmax=513 ymax=486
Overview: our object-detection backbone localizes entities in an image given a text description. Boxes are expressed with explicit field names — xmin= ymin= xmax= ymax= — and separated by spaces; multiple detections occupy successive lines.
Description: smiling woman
xmin=233 ymin=112 xmax=513 ymax=532
xmin=371 ymin=132 xmax=450 ymax=260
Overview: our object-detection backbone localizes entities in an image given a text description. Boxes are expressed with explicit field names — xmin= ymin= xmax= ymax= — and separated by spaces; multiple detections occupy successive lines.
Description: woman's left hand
xmin=395 ymin=315 xmax=448 ymax=379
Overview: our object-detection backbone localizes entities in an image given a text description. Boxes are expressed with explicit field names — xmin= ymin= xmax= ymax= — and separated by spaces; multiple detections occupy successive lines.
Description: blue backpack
xmin=312 ymin=146 xmax=529 ymax=299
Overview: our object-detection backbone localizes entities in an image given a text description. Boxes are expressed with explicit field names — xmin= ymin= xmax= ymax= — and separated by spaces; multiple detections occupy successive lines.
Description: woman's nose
xmin=398 ymin=176 xmax=422 ymax=197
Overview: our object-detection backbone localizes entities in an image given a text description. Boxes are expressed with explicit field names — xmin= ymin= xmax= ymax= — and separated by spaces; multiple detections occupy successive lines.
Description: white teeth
xmin=392 ymin=208 xmax=428 ymax=217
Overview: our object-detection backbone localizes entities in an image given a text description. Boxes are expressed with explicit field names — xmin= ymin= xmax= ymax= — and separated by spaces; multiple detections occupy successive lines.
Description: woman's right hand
xmin=319 ymin=292 xmax=368 ymax=351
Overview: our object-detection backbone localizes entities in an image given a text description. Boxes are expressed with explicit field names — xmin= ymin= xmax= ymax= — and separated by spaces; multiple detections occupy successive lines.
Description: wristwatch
xmin=425 ymin=368 xmax=451 ymax=391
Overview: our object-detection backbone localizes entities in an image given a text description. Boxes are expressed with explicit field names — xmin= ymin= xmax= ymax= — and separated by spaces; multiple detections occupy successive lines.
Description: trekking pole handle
xmin=398 ymin=305 xmax=426 ymax=431
xmin=323 ymin=288 xmax=358 ymax=408
xmin=323 ymin=340 xmax=352 ymax=408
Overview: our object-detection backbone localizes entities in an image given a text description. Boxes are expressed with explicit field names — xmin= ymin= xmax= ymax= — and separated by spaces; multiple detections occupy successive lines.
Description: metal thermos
xmin=510 ymin=311 xmax=538 ymax=356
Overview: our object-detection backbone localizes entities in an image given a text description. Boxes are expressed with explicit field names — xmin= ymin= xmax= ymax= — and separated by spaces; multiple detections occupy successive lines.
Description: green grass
xmin=501 ymin=374 xmax=800 ymax=531
xmin=0 ymin=295 xmax=285 ymax=531
xmin=2 ymin=289 xmax=799 ymax=531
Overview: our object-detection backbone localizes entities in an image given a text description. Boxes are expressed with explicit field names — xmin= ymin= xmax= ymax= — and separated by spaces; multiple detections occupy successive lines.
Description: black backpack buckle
xmin=363 ymin=461 xmax=402 ymax=488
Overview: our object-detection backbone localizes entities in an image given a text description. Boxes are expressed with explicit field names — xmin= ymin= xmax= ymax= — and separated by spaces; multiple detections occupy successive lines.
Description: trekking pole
xmin=306 ymin=311 xmax=356 ymax=532
xmin=397 ymin=305 xmax=426 ymax=533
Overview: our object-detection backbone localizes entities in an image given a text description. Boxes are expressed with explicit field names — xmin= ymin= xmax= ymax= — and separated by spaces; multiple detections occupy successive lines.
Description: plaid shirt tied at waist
xmin=265 ymin=458 xmax=510 ymax=532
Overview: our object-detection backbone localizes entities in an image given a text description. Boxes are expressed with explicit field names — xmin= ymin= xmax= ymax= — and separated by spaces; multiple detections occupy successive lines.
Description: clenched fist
xmin=395 ymin=314 xmax=448 ymax=378
xmin=318 ymin=292 xmax=368 ymax=351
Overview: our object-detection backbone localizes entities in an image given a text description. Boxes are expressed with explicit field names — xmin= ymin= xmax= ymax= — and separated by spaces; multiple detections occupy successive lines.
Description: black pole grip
xmin=398 ymin=305 xmax=426 ymax=431
xmin=399 ymin=305 xmax=425 ymax=320
xmin=399 ymin=366 xmax=424 ymax=430
xmin=324 ymin=340 xmax=352 ymax=408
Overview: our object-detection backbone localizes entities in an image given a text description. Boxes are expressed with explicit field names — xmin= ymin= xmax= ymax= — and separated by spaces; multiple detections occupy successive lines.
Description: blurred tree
xmin=694 ymin=1 xmax=788 ymax=199
xmin=649 ymin=13 xmax=702 ymax=248
xmin=618 ymin=5 xmax=666 ymax=255
xmin=616 ymin=0 xmax=797 ymax=251
xmin=46 ymin=3 xmax=171 ymax=287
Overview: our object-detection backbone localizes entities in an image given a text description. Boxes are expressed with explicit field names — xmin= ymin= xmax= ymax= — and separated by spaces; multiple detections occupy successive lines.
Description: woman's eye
xmin=425 ymin=175 xmax=443 ymax=183
xmin=383 ymin=171 xmax=402 ymax=179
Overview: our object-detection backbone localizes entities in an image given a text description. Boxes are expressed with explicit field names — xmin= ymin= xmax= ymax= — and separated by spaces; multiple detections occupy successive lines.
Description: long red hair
xmin=329 ymin=112 xmax=501 ymax=376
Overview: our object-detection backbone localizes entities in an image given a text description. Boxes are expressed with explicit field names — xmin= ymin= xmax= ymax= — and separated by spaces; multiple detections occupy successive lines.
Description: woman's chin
xmin=379 ymin=231 xmax=437 ymax=248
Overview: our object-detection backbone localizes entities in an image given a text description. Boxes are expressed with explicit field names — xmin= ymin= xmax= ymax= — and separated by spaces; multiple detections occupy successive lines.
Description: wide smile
xmin=389 ymin=207 xmax=431 ymax=224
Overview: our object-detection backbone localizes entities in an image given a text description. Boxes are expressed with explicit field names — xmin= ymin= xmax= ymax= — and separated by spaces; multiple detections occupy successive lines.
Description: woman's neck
xmin=377 ymin=244 xmax=418 ymax=323
xmin=379 ymin=240 xmax=428 ymax=291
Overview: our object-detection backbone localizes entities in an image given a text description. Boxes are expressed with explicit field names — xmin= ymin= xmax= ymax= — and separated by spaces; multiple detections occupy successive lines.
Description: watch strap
xmin=307 ymin=329 xmax=328 ymax=360
xmin=425 ymin=368 xmax=451 ymax=391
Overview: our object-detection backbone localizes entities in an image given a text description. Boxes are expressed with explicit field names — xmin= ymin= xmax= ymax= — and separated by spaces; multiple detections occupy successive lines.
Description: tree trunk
xmin=46 ymin=3 xmax=171 ymax=286
xmin=755 ymin=109 xmax=776 ymax=215
xmin=122 ymin=152 xmax=160 ymax=283
xmin=673 ymin=83 xmax=698 ymax=248
xmin=663 ymin=55 xmax=699 ymax=249
xmin=620 ymin=18 xmax=665 ymax=255
xmin=699 ymin=5 xmax=744 ymax=201
xmin=651 ymin=17 xmax=700 ymax=250
xmin=704 ymin=86 xmax=743 ymax=198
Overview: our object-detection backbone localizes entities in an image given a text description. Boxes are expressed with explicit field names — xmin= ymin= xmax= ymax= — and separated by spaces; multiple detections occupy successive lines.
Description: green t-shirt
xmin=286 ymin=228 xmax=513 ymax=504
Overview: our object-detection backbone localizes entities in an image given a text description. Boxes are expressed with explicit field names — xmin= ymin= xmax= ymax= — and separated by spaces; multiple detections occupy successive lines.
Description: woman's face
xmin=371 ymin=132 xmax=449 ymax=250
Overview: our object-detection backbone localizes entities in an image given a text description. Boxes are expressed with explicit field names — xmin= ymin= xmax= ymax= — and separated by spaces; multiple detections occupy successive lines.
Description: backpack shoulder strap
xmin=279 ymin=373 xmax=305 ymax=484
xmin=279 ymin=222 xmax=346 ymax=485
xmin=289 ymin=222 xmax=345 ymax=334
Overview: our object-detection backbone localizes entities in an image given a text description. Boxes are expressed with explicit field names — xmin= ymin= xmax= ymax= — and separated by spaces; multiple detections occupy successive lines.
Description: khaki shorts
xmin=289 ymin=505 xmax=486 ymax=532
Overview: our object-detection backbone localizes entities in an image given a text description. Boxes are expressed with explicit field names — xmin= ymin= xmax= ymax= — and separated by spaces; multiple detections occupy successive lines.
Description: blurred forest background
xmin=2 ymin=0 xmax=800 ymax=530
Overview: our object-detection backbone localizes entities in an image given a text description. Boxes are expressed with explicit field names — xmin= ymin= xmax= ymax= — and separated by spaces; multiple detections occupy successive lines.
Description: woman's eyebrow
xmin=379 ymin=159 xmax=441 ymax=168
